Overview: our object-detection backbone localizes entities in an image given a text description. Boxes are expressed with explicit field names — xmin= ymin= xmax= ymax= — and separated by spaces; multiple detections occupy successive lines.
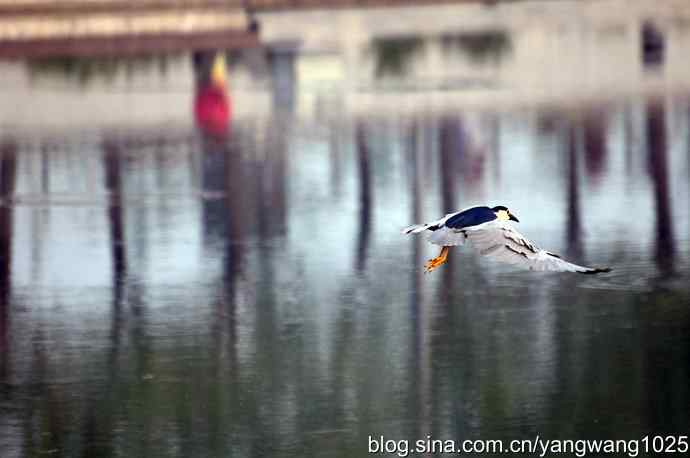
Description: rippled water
xmin=1 ymin=97 xmax=688 ymax=457
xmin=1 ymin=4 xmax=690 ymax=457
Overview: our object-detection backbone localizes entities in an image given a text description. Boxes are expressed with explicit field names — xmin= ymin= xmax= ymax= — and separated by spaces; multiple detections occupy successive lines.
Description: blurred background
xmin=0 ymin=0 xmax=689 ymax=457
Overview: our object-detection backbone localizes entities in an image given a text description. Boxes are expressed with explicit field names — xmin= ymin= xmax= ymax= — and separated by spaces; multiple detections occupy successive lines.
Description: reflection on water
xmin=1 ymin=4 xmax=690 ymax=456
xmin=0 ymin=141 xmax=16 ymax=386
xmin=646 ymin=98 xmax=675 ymax=275
xmin=0 ymin=92 xmax=688 ymax=456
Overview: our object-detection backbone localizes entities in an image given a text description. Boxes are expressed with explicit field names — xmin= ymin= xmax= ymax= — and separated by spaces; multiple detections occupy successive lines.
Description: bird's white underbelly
xmin=426 ymin=227 xmax=467 ymax=246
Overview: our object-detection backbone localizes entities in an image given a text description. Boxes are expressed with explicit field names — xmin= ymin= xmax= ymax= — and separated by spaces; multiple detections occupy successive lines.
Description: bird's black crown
xmin=491 ymin=205 xmax=509 ymax=212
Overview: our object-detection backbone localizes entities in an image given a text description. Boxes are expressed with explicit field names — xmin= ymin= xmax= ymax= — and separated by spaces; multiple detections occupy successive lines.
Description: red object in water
xmin=195 ymin=83 xmax=231 ymax=138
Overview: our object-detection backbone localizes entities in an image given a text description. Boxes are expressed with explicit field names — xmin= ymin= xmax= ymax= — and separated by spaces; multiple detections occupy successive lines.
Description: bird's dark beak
xmin=509 ymin=214 xmax=519 ymax=223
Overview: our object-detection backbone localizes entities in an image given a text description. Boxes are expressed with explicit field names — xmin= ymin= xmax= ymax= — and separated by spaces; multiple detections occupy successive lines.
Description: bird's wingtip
xmin=579 ymin=266 xmax=612 ymax=275
xmin=402 ymin=224 xmax=425 ymax=235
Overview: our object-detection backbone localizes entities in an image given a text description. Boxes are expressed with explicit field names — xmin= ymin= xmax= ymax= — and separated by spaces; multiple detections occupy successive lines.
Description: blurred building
xmin=0 ymin=0 xmax=257 ymax=58
xmin=2 ymin=0 xmax=690 ymax=127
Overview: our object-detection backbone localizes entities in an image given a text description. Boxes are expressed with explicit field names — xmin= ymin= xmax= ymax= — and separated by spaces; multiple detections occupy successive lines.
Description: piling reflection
xmin=218 ymin=135 xmax=243 ymax=376
xmin=438 ymin=116 xmax=460 ymax=214
xmin=103 ymin=141 xmax=126 ymax=295
xmin=355 ymin=122 xmax=372 ymax=273
xmin=583 ymin=108 xmax=608 ymax=185
xmin=565 ymin=121 xmax=583 ymax=258
xmin=405 ymin=119 xmax=431 ymax=444
xmin=0 ymin=141 xmax=16 ymax=383
xmin=103 ymin=141 xmax=125 ymax=458
xmin=645 ymin=98 xmax=675 ymax=274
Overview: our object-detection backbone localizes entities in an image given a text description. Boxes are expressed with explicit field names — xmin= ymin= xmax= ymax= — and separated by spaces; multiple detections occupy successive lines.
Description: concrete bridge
xmin=0 ymin=0 xmax=480 ymax=58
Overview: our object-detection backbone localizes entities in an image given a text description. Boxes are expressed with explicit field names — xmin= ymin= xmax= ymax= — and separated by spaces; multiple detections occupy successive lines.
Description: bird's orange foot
xmin=424 ymin=256 xmax=447 ymax=273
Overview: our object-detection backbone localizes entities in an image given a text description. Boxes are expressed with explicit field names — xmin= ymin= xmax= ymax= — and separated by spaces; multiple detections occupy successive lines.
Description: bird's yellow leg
xmin=424 ymin=246 xmax=450 ymax=273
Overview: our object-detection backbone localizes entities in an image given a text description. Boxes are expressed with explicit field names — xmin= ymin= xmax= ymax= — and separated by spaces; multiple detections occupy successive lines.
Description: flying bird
xmin=403 ymin=205 xmax=611 ymax=274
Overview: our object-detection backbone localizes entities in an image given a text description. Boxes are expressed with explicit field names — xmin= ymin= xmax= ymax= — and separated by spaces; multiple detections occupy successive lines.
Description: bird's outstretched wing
xmin=466 ymin=221 xmax=610 ymax=274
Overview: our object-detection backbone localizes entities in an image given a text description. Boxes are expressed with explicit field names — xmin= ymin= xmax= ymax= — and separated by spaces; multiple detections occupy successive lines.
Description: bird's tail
xmin=402 ymin=223 xmax=431 ymax=235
